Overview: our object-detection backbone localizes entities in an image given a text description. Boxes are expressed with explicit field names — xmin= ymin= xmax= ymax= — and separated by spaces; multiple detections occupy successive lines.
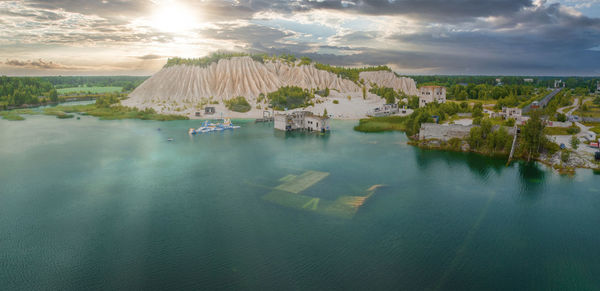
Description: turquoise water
xmin=1 ymin=115 xmax=599 ymax=290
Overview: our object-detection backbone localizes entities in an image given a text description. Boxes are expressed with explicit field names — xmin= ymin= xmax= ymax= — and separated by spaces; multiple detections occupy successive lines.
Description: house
xmin=370 ymin=103 xmax=399 ymax=117
xmin=274 ymin=111 xmax=330 ymax=132
xmin=204 ymin=107 xmax=215 ymax=115
xmin=524 ymin=78 xmax=534 ymax=83
xmin=418 ymin=86 xmax=446 ymax=107
xmin=596 ymin=81 xmax=600 ymax=93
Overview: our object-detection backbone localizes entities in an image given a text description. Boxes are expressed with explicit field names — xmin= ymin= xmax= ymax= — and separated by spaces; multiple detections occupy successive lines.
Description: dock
xmin=507 ymin=125 xmax=519 ymax=165
xmin=255 ymin=117 xmax=274 ymax=123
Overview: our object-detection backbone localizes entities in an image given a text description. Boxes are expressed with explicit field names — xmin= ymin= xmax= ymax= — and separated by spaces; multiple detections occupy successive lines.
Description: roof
xmin=419 ymin=86 xmax=446 ymax=89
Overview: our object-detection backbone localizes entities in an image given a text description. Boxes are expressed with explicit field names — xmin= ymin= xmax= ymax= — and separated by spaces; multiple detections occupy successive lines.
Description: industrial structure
xmin=274 ymin=111 xmax=330 ymax=132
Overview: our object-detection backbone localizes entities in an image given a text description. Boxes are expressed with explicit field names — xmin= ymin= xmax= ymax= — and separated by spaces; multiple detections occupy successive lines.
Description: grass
xmin=0 ymin=108 xmax=39 ymax=121
xmin=0 ymin=112 xmax=25 ymax=121
xmin=543 ymin=126 xmax=580 ymax=135
xmin=57 ymin=86 xmax=123 ymax=95
xmin=354 ymin=116 xmax=407 ymax=132
xmin=1 ymin=103 xmax=187 ymax=121
xmin=576 ymin=100 xmax=600 ymax=118
xmin=49 ymin=103 xmax=188 ymax=121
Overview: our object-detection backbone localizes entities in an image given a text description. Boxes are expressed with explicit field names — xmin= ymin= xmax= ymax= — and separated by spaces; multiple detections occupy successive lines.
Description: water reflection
xmin=412 ymin=147 xmax=506 ymax=181
xmin=517 ymin=161 xmax=547 ymax=197
xmin=273 ymin=130 xmax=331 ymax=141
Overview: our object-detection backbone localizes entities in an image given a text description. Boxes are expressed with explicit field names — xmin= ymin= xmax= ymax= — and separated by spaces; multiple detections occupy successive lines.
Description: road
xmin=556 ymin=98 xmax=579 ymax=115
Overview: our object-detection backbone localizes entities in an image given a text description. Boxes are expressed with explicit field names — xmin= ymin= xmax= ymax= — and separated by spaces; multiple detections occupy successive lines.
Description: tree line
xmin=0 ymin=76 xmax=57 ymax=108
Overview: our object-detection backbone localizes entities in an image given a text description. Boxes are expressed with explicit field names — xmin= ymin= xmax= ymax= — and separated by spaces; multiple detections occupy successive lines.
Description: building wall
xmin=419 ymin=87 xmax=446 ymax=107
xmin=274 ymin=115 xmax=288 ymax=131
xmin=274 ymin=112 xmax=330 ymax=131
xmin=419 ymin=123 xmax=473 ymax=141
xmin=305 ymin=116 xmax=329 ymax=131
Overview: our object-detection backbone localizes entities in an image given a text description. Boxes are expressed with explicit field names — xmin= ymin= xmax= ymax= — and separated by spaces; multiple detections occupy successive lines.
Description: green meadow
xmin=57 ymin=86 xmax=123 ymax=95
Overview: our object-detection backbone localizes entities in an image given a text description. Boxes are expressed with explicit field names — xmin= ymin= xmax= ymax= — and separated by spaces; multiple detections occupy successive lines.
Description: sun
xmin=150 ymin=1 xmax=198 ymax=33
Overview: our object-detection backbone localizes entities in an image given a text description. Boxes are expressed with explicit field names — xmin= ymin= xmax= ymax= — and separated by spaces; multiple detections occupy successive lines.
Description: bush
xmin=333 ymin=100 xmax=339 ymax=104
xmin=561 ymin=150 xmax=570 ymax=163
xmin=472 ymin=103 xmax=484 ymax=118
xmin=570 ymin=136 xmax=580 ymax=150
xmin=567 ymin=126 xmax=581 ymax=135
xmin=556 ymin=113 xmax=567 ymax=122
xmin=224 ymin=96 xmax=251 ymax=112
xmin=369 ymin=86 xmax=399 ymax=104
xmin=268 ymin=86 xmax=314 ymax=110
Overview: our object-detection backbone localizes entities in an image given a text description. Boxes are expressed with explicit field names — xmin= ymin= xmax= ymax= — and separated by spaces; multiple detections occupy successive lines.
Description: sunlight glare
xmin=150 ymin=1 xmax=198 ymax=33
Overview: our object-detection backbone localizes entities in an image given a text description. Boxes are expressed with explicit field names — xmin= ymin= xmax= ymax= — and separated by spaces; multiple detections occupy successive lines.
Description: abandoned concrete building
xmin=419 ymin=123 xmax=474 ymax=141
xmin=370 ymin=103 xmax=399 ymax=117
xmin=274 ymin=111 xmax=330 ymax=132
xmin=497 ymin=107 xmax=522 ymax=119
xmin=419 ymin=123 xmax=516 ymax=141
xmin=419 ymin=86 xmax=446 ymax=107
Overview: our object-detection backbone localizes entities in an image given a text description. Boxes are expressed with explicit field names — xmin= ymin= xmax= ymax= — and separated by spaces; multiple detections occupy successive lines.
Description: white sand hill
xmin=123 ymin=56 xmax=418 ymax=119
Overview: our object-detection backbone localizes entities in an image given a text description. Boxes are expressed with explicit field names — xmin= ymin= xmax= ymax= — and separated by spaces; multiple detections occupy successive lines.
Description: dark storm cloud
xmin=22 ymin=0 xmax=534 ymax=22
xmin=202 ymin=24 xmax=292 ymax=42
xmin=222 ymin=0 xmax=534 ymax=22
xmin=2 ymin=0 xmax=600 ymax=75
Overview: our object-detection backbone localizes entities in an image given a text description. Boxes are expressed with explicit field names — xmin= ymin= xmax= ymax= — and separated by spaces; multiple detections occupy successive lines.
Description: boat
xmin=167 ymin=138 xmax=174 ymax=141
xmin=188 ymin=119 xmax=240 ymax=134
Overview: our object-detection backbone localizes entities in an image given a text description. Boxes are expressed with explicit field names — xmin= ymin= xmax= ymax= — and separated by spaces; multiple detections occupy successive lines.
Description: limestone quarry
xmin=123 ymin=56 xmax=419 ymax=119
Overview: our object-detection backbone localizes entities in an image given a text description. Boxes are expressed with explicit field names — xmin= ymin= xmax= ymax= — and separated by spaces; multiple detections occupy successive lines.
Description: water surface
xmin=1 ymin=116 xmax=599 ymax=290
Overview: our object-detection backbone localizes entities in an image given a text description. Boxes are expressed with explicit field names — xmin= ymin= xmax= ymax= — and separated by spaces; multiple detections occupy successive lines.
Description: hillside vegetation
xmin=268 ymin=86 xmax=314 ymax=110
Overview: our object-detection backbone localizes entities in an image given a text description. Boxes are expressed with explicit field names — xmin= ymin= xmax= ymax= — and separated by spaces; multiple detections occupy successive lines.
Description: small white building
xmin=524 ymin=78 xmax=534 ymax=83
xmin=274 ymin=111 xmax=330 ymax=132
xmin=419 ymin=86 xmax=446 ymax=107
xmin=500 ymin=107 xmax=522 ymax=119
xmin=596 ymin=81 xmax=600 ymax=93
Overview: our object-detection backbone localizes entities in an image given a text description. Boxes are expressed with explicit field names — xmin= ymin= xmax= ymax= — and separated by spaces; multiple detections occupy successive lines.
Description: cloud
xmin=3 ymin=59 xmax=82 ymax=70
xmin=0 ymin=0 xmax=599 ymax=75
xmin=135 ymin=54 xmax=165 ymax=60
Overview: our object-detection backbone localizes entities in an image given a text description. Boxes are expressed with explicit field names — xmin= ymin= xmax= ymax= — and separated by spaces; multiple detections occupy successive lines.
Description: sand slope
xmin=126 ymin=57 xmax=415 ymax=101
xmin=359 ymin=71 xmax=418 ymax=96
xmin=123 ymin=56 xmax=418 ymax=118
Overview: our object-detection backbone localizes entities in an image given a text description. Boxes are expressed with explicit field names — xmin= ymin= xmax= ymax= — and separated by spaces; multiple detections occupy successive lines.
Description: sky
xmin=1 ymin=0 xmax=600 ymax=76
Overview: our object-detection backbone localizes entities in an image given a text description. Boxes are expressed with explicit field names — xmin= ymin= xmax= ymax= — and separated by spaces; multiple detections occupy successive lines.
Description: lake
xmin=1 ymin=115 xmax=599 ymax=290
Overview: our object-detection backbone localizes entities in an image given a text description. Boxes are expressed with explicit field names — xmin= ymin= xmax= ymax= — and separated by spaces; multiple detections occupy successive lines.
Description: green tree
xmin=49 ymin=89 xmax=58 ymax=102
xmin=570 ymin=136 xmax=580 ymax=150
xmin=520 ymin=110 xmax=546 ymax=161
xmin=472 ymin=103 xmax=484 ymax=118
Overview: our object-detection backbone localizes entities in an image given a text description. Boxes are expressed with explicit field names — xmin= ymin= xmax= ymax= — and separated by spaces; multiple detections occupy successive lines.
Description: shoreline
xmin=412 ymin=138 xmax=599 ymax=174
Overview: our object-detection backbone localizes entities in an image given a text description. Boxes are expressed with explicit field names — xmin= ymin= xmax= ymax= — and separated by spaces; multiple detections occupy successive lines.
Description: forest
xmin=0 ymin=76 xmax=57 ymax=108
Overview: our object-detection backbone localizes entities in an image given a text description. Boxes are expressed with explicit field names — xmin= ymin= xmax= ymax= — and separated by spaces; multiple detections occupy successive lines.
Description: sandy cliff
xmin=123 ymin=56 xmax=418 ymax=118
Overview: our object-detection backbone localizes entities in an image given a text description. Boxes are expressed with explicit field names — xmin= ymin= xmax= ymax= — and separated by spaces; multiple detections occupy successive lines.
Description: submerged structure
xmin=274 ymin=111 xmax=330 ymax=132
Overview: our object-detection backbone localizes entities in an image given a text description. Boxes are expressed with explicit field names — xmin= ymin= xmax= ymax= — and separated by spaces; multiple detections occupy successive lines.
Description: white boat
xmin=189 ymin=119 xmax=240 ymax=134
